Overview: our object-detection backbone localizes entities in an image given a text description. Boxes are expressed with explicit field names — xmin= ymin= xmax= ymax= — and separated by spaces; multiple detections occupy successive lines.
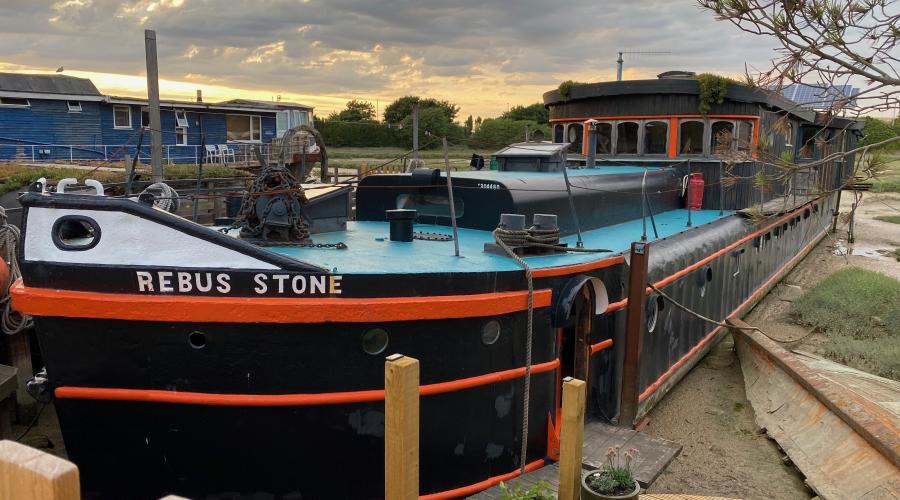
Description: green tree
xmin=383 ymin=96 xmax=460 ymax=124
xmin=472 ymin=119 xmax=550 ymax=148
xmin=464 ymin=115 xmax=474 ymax=136
xmin=500 ymin=103 xmax=549 ymax=123
xmin=399 ymin=107 xmax=464 ymax=149
xmin=327 ymin=99 xmax=376 ymax=122
xmin=860 ymin=117 xmax=899 ymax=150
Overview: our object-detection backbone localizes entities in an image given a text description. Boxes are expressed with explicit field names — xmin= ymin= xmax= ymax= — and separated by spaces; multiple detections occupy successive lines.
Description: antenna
xmin=616 ymin=50 xmax=671 ymax=81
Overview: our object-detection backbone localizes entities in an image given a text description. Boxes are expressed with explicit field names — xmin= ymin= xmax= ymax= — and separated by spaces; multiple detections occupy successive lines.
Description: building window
xmin=175 ymin=110 xmax=189 ymax=128
xmin=141 ymin=110 xmax=150 ymax=128
xmin=0 ymin=97 xmax=30 ymax=107
xmin=679 ymin=120 xmax=704 ymax=155
xmin=175 ymin=127 xmax=188 ymax=146
xmin=798 ymin=125 xmax=819 ymax=159
xmin=595 ymin=122 xmax=613 ymax=154
xmin=567 ymin=123 xmax=584 ymax=152
xmin=113 ymin=105 xmax=132 ymax=129
xmin=67 ymin=101 xmax=82 ymax=112
xmin=553 ymin=124 xmax=564 ymax=143
xmin=643 ymin=120 xmax=668 ymax=155
xmin=737 ymin=120 xmax=753 ymax=154
xmin=226 ymin=114 xmax=262 ymax=141
xmin=710 ymin=120 xmax=735 ymax=155
xmin=616 ymin=122 xmax=639 ymax=154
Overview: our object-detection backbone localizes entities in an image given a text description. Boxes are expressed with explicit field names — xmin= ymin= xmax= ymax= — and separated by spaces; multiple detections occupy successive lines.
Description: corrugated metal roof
xmin=218 ymin=98 xmax=313 ymax=110
xmin=0 ymin=72 xmax=101 ymax=96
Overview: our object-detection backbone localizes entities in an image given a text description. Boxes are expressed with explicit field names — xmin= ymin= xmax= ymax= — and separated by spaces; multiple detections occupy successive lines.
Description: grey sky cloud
xmin=0 ymin=0 xmax=781 ymax=114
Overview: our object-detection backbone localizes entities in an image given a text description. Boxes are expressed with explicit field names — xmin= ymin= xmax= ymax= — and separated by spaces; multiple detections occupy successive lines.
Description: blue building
xmin=0 ymin=72 xmax=313 ymax=163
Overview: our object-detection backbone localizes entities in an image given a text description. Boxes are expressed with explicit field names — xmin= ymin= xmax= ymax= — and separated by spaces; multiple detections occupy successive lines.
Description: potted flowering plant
xmin=581 ymin=446 xmax=641 ymax=500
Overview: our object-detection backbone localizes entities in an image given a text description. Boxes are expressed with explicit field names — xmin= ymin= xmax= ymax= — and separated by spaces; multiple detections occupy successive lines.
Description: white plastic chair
xmin=218 ymin=144 xmax=236 ymax=163
xmin=204 ymin=145 xmax=222 ymax=164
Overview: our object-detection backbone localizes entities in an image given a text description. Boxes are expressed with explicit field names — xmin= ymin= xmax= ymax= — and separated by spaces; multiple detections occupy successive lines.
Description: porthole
xmin=647 ymin=294 xmax=660 ymax=333
xmin=188 ymin=331 xmax=206 ymax=349
xmin=52 ymin=215 xmax=101 ymax=251
xmin=481 ymin=320 xmax=501 ymax=345
xmin=361 ymin=328 xmax=389 ymax=356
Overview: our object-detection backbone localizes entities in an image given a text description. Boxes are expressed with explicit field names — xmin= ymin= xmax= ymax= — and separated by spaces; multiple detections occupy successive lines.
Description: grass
xmin=791 ymin=267 xmax=900 ymax=380
xmin=0 ymin=163 xmax=246 ymax=195
xmin=874 ymin=215 xmax=900 ymax=224
xmin=328 ymin=146 xmax=493 ymax=160
xmin=870 ymin=153 xmax=900 ymax=193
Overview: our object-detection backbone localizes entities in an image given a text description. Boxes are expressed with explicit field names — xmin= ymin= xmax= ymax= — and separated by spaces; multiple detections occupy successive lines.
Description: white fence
xmin=0 ymin=142 xmax=274 ymax=166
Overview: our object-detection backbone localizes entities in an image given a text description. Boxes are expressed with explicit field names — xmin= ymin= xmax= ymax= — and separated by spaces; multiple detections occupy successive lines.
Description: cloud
xmin=0 ymin=0 xmax=781 ymax=118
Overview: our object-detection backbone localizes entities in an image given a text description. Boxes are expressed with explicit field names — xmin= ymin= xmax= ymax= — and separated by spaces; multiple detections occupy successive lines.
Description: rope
xmin=140 ymin=182 xmax=180 ymax=213
xmin=493 ymin=226 xmax=613 ymax=253
xmin=0 ymin=206 xmax=32 ymax=335
xmin=491 ymin=228 xmax=534 ymax=474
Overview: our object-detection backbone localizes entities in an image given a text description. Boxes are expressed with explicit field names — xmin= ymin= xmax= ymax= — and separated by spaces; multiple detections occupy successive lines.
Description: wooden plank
xmin=0 ymin=440 xmax=80 ymax=500
xmin=558 ymin=378 xmax=586 ymax=500
xmin=5 ymin=332 xmax=35 ymax=421
xmin=384 ymin=354 xmax=419 ymax=500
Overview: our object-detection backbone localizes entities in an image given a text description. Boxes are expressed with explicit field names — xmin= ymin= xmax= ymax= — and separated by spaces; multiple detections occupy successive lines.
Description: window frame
xmin=709 ymin=119 xmax=736 ymax=156
xmin=175 ymin=126 xmax=188 ymax=146
xmin=141 ymin=109 xmax=150 ymax=128
xmin=614 ymin=120 xmax=641 ymax=155
xmin=175 ymin=110 xmax=189 ymax=128
xmin=678 ymin=119 xmax=706 ymax=156
xmin=566 ymin=122 xmax=584 ymax=152
xmin=226 ymin=114 xmax=263 ymax=143
xmin=113 ymin=105 xmax=132 ymax=129
xmin=594 ymin=121 xmax=614 ymax=155
xmin=0 ymin=97 xmax=31 ymax=107
xmin=641 ymin=119 xmax=669 ymax=156
xmin=67 ymin=101 xmax=82 ymax=113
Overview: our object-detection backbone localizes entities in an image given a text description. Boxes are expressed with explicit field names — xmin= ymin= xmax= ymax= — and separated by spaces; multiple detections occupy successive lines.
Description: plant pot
xmin=581 ymin=471 xmax=640 ymax=500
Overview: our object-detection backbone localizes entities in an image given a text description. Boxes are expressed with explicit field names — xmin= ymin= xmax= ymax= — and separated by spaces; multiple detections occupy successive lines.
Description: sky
xmin=0 ymin=0 xmax=784 ymax=120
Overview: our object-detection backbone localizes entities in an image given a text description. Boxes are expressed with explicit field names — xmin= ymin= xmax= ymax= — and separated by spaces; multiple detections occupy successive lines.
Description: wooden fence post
xmin=558 ymin=377 xmax=587 ymax=500
xmin=385 ymin=354 xmax=419 ymax=500
xmin=620 ymin=241 xmax=649 ymax=427
xmin=0 ymin=440 xmax=80 ymax=500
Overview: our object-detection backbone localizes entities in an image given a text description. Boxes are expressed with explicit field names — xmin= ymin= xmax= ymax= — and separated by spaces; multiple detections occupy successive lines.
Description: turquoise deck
xmin=449 ymin=166 xmax=666 ymax=181
xmin=259 ymin=208 xmax=731 ymax=274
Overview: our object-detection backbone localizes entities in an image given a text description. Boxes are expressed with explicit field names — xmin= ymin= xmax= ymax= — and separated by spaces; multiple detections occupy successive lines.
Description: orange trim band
xmin=604 ymin=299 xmax=627 ymax=314
xmin=590 ymin=338 xmax=613 ymax=354
xmin=419 ymin=459 xmax=546 ymax=500
xmin=532 ymin=255 xmax=624 ymax=278
xmin=638 ymin=227 xmax=827 ymax=402
xmin=11 ymin=281 xmax=552 ymax=324
xmin=54 ymin=359 xmax=560 ymax=407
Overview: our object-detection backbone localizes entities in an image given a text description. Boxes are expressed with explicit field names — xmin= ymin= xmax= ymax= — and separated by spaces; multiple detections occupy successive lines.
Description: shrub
xmin=696 ymin=73 xmax=739 ymax=115
xmin=315 ymin=121 xmax=404 ymax=148
xmin=472 ymin=119 xmax=551 ymax=149
xmin=860 ymin=117 xmax=899 ymax=150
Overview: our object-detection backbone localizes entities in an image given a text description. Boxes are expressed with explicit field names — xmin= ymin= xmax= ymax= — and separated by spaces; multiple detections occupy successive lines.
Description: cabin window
xmin=396 ymin=193 xmax=464 ymax=218
xmin=710 ymin=120 xmax=735 ymax=155
xmin=567 ymin=123 xmax=584 ymax=152
xmin=67 ymin=101 xmax=82 ymax=112
xmin=595 ymin=122 xmax=613 ymax=154
xmin=481 ymin=320 xmax=501 ymax=345
xmin=141 ymin=110 xmax=150 ymax=128
xmin=798 ymin=125 xmax=819 ymax=159
xmin=616 ymin=122 xmax=639 ymax=155
xmin=175 ymin=110 xmax=189 ymax=127
xmin=679 ymin=120 xmax=704 ymax=155
xmin=643 ymin=120 xmax=668 ymax=155
xmin=554 ymin=124 xmax=564 ymax=143
xmin=227 ymin=114 xmax=262 ymax=142
xmin=737 ymin=120 xmax=753 ymax=154
xmin=113 ymin=105 xmax=132 ymax=129
xmin=175 ymin=127 xmax=188 ymax=146
xmin=0 ymin=97 xmax=30 ymax=107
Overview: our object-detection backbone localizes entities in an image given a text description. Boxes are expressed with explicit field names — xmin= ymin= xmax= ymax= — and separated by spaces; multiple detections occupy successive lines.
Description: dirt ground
xmin=645 ymin=191 xmax=900 ymax=500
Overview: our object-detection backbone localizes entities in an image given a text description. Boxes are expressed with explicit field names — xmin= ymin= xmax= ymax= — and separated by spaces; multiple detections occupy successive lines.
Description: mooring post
xmin=144 ymin=29 xmax=163 ymax=183
xmin=385 ymin=354 xmax=419 ymax=500
xmin=620 ymin=242 xmax=649 ymax=427
xmin=557 ymin=377 xmax=586 ymax=500
xmin=0 ymin=440 xmax=81 ymax=500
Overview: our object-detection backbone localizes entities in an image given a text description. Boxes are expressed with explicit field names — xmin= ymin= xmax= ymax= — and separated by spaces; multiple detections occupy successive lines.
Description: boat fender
xmin=550 ymin=275 xmax=610 ymax=327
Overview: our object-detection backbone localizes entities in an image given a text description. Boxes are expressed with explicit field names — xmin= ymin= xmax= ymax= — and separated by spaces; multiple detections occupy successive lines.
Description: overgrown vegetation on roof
xmin=557 ymin=80 xmax=586 ymax=101
xmin=696 ymin=73 xmax=741 ymax=115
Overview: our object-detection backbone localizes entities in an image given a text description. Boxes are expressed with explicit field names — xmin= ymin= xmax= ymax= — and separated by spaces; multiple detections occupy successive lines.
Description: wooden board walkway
xmin=469 ymin=421 xmax=682 ymax=499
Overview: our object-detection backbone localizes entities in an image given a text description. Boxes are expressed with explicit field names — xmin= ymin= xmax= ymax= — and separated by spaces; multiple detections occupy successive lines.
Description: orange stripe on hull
xmin=531 ymin=255 xmax=624 ymax=278
xmin=419 ymin=459 xmax=545 ymax=499
xmin=10 ymin=280 xmax=552 ymax=323
xmin=54 ymin=359 xmax=560 ymax=406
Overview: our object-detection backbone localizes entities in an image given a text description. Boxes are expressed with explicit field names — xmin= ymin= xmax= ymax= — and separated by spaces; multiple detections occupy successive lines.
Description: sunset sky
xmin=0 ymin=0 xmax=783 ymax=120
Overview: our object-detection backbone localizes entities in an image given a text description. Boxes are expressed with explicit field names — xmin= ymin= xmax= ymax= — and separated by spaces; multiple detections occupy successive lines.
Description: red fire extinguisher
xmin=683 ymin=173 xmax=704 ymax=210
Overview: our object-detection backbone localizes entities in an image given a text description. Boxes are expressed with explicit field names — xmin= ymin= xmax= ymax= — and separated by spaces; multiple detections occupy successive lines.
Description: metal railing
xmin=0 ymin=142 xmax=275 ymax=166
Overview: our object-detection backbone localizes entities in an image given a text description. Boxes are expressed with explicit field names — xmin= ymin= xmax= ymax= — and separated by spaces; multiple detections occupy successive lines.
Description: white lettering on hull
xmin=135 ymin=271 xmax=342 ymax=296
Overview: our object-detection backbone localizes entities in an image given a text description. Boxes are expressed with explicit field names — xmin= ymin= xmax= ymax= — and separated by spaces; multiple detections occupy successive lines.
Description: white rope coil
xmin=0 ymin=206 xmax=32 ymax=335
xmin=140 ymin=182 xmax=180 ymax=213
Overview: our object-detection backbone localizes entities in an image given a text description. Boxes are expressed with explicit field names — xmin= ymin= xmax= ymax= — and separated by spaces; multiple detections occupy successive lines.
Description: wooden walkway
xmin=469 ymin=421 xmax=681 ymax=499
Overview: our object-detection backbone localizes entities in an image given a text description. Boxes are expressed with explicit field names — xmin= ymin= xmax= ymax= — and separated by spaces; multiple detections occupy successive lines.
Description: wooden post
xmin=0 ymin=440 xmax=80 ymax=500
xmin=385 ymin=354 xmax=419 ymax=500
xmin=145 ymin=29 xmax=163 ymax=183
xmin=5 ymin=333 xmax=35 ymax=422
xmin=620 ymin=242 xmax=649 ymax=427
xmin=558 ymin=377 xmax=586 ymax=500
